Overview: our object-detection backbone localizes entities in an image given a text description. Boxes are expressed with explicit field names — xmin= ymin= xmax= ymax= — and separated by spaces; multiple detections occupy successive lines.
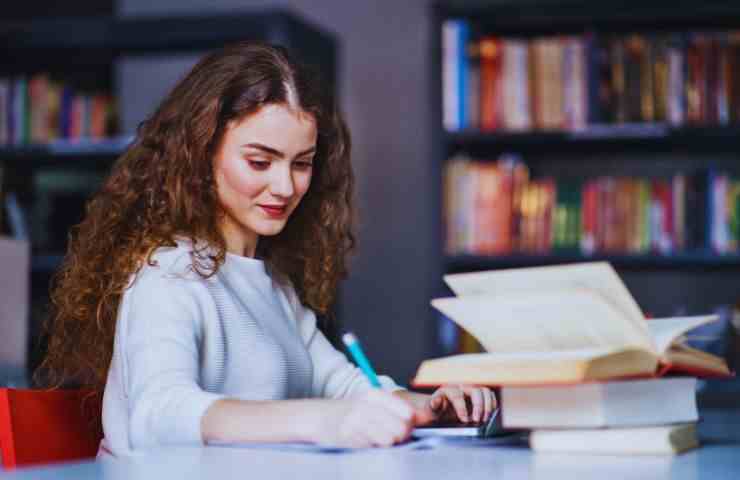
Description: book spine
xmin=667 ymin=34 xmax=687 ymax=126
xmin=13 ymin=78 xmax=28 ymax=145
xmin=653 ymin=36 xmax=670 ymax=123
xmin=467 ymin=38 xmax=481 ymax=131
xmin=624 ymin=35 xmax=645 ymax=123
xmin=479 ymin=37 xmax=503 ymax=131
xmin=458 ymin=21 xmax=470 ymax=130
xmin=717 ymin=33 xmax=731 ymax=125
xmin=504 ymin=39 xmax=531 ymax=131
xmin=611 ymin=37 xmax=627 ymax=124
xmin=686 ymin=34 xmax=708 ymax=125
xmin=673 ymin=175 xmax=686 ymax=251
xmin=442 ymin=20 xmax=461 ymax=131
xmin=728 ymin=32 xmax=740 ymax=123
xmin=581 ymin=180 xmax=596 ymax=254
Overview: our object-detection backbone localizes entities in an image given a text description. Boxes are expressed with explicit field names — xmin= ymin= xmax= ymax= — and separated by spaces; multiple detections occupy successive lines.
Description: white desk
xmin=2 ymin=408 xmax=738 ymax=480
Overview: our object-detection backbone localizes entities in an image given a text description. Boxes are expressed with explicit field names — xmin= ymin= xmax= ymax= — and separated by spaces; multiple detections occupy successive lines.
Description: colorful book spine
xmin=0 ymin=75 xmax=117 ymax=146
xmin=443 ymin=27 xmax=740 ymax=132
xmin=443 ymin=155 xmax=734 ymax=256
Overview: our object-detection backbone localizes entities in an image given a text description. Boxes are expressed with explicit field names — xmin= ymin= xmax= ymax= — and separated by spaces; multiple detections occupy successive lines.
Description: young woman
xmin=38 ymin=42 xmax=495 ymax=457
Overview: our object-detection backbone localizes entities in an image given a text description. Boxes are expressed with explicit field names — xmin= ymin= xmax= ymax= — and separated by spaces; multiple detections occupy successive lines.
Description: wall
xmin=117 ymin=0 xmax=438 ymax=383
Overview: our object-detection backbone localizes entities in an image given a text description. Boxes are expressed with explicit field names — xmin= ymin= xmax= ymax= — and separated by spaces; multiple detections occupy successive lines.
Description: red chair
xmin=0 ymin=388 xmax=102 ymax=469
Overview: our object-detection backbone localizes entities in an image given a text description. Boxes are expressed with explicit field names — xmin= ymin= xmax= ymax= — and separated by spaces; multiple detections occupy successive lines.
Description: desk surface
xmin=2 ymin=408 xmax=739 ymax=480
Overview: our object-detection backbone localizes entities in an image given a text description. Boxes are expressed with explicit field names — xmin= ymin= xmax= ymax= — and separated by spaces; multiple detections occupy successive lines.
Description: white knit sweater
xmin=100 ymin=241 xmax=399 ymax=457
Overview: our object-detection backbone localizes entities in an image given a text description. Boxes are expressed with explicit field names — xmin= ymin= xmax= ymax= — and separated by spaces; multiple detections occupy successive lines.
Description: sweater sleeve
xmin=295 ymin=303 xmax=404 ymax=398
xmin=119 ymin=269 xmax=225 ymax=449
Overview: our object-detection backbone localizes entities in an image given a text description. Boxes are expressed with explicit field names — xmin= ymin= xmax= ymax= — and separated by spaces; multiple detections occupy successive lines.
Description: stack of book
xmin=506 ymin=378 xmax=699 ymax=455
xmin=413 ymin=262 xmax=732 ymax=454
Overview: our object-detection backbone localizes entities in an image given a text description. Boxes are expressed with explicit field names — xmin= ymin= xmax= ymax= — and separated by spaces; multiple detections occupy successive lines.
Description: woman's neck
xmin=220 ymin=221 xmax=259 ymax=258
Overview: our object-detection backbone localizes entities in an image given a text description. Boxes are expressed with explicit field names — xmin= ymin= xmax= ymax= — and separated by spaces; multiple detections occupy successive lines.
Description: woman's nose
xmin=269 ymin=166 xmax=294 ymax=198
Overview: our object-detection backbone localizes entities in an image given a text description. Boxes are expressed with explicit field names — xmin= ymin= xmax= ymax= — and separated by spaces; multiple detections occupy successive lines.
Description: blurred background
xmin=1 ymin=0 xmax=740 ymax=390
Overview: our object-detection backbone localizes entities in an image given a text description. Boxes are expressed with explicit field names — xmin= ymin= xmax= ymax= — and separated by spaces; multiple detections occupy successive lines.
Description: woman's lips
xmin=260 ymin=205 xmax=287 ymax=218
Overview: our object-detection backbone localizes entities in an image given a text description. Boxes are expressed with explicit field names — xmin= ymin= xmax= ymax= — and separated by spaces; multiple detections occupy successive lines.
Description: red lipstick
xmin=260 ymin=205 xmax=287 ymax=218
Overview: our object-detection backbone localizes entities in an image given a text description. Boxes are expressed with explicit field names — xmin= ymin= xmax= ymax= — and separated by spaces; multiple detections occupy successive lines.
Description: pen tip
xmin=342 ymin=332 xmax=357 ymax=346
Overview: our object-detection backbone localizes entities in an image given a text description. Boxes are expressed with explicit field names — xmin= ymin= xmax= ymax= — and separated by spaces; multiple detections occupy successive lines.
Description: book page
xmin=647 ymin=315 xmax=719 ymax=355
xmin=443 ymin=262 xmax=649 ymax=343
xmin=427 ymin=346 xmax=628 ymax=363
xmin=431 ymin=288 xmax=652 ymax=353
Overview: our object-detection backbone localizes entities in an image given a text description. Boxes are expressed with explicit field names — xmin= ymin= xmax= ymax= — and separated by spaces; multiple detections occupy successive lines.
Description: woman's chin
xmin=254 ymin=222 xmax=288 ymax=237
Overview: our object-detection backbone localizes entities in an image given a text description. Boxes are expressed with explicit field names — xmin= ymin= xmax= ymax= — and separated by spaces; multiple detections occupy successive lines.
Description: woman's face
xmin=213 ymin=103 xmax=317 ymax=257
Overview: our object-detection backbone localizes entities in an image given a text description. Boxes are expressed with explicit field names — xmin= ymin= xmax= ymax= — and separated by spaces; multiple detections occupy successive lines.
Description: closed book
xmin=502 ymin=377 xmax=697 ymax=429
xmin=529 ymin=423 xmax=698 ymax=455
xmin=502 ymin=39 xmax=531 ymax=131
xmin=562 ymin=36 xmax=588 ymax=131
xmin=622 ymin=35 xmax=644 ymax=122
xmin=473 ymin=163 xmax=501 ymax=254
xmin=442 ymin=19 xmax=468 ymax=131
xmin=686 ymin=35 xmax=708 ymax=125
xmin=667 ymin=34 xmax=687 ymax=125
xmin=479 ymin=36 xmax=503 ymax=131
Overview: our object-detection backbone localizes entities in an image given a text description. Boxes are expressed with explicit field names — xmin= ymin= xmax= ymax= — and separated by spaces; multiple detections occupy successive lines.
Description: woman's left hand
xmin=399 ymin=385 xmax=496 ymax=426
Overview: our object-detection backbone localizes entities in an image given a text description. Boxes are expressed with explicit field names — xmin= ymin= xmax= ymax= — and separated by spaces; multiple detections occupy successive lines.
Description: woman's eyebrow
xmin=242 ymin=143 xmax=316 ymax=158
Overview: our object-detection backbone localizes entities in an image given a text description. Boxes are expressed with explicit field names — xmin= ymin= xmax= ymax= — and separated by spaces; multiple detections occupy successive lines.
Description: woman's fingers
xmin=369 ymin=409 xmax=411 ymax=446
xmin=482 ymin=387 xmax=495 ymax=421
xmin=443 ymin=386 xmax=470 ymax=422
xmin=463 ymin=386 xmax=484 ymax=423
xmin=435 ymin=385 xmax=497 ymax=423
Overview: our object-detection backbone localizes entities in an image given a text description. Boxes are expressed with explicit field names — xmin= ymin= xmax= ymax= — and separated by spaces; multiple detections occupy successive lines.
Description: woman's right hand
xmin=314 ymin=390 xmax=414 ymax=448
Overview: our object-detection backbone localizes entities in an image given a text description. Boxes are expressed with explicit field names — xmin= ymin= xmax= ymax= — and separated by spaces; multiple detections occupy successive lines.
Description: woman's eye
xmin=294 ymin=161 xmax=313 ymax=170
xmin=248 ymin=160 xmax=270 ymax=170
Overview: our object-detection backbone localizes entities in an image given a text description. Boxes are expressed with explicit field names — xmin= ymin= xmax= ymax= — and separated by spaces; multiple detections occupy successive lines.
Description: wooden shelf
xmin=436 ymin=0 xmax=740 ymax=34
xmin=446 ymin=252 xmax=740 ymax=272
xmin=0 ymin=11 xmax=336 ymax=85
xmin=0 ymin=136 xmax=133 ymax=168
xmin=445 ymin=124 xmax=740 ymax=152
xmin=0 ymin=136 xmax=133 ymax=156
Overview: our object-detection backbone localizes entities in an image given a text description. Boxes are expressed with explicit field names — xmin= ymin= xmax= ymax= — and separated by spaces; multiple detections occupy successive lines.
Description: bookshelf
xmin=0 ymin=10 xmax=336 ymax=376
xmin=431 ymin=1 xmax=740 ymax=357
xmin=446 ymin=125 xmax=740 ymax=151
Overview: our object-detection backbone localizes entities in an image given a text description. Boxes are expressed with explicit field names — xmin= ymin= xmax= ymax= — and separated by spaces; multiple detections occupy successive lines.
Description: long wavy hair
xmin=36 ymin=42 xmax=355 ymax=396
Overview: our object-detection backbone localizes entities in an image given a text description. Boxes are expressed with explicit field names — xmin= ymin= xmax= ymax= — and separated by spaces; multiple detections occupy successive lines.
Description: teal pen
xmin=342 ymin=332 xmax=382 ymax=388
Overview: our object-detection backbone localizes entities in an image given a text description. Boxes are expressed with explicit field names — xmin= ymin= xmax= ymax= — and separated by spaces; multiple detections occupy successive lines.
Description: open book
xmin=413 ymin=262 xmax=731 ymax=386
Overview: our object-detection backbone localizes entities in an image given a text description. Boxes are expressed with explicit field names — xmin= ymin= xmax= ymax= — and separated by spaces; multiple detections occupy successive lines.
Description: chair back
xmin=0 ymin=388 xmax=102 ymax=469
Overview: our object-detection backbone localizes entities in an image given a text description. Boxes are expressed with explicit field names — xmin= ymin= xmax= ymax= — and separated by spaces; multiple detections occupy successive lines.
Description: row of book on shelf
xmin=443 ymin=20 xmax=740 ymax=132
xmin=0 ymin=75 xmax=118 ymax=146
xmin=444 ymin=153 xmax=740 ymax=256
xmin=412 ymin=263 xmax=733 ymax=454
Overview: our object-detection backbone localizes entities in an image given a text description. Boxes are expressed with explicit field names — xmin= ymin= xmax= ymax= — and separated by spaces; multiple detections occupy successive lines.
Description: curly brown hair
xmin=36 ymin=42 xmax=355 ymax=396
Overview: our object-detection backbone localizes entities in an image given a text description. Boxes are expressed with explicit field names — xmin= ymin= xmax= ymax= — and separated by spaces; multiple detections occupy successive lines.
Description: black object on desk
xmin=412 ymin=408 xmax=518 ymax=439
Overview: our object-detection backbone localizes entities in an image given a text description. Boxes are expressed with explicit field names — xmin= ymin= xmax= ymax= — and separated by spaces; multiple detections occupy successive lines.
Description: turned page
xmin=646 ymin=315 xmax=719 ymax=356
xmin=442 ymin=262 xmax=650 ymax=345
xmin=431 ymin=288 xmax=653 ymax=354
